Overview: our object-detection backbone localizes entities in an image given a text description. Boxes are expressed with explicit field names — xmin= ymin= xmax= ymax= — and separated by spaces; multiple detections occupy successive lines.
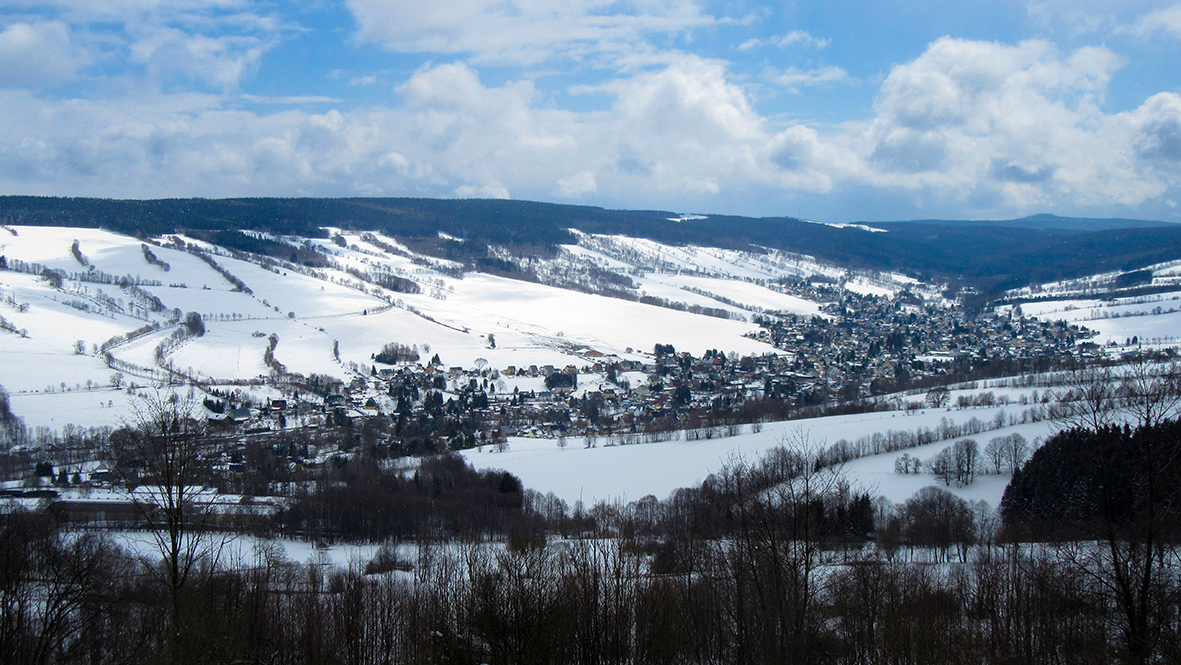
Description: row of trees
xmin=897 ymin=433 xmax=1031 ymax=486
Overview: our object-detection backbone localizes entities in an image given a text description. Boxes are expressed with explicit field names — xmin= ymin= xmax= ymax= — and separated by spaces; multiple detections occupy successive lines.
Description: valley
xmin=0 ymin=210 xmax=1177 ymax=510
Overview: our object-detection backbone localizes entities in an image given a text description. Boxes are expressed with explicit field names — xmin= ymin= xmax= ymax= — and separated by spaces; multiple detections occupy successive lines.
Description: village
xmin=0 ymin=275 xmax=1117 ymax=534
xmin=195 ymin=286 xmax=1102 ymax=461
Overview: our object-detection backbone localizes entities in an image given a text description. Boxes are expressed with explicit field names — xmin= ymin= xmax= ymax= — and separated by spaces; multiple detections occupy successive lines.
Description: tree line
xmin=4 ymin=434 xmax=1178 ymax=664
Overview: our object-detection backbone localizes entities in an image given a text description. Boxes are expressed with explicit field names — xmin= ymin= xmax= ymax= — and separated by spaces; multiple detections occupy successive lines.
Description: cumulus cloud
xmin=1131 ymin=93 xmax=1181 ymax=162
xmin=129 ymin=27 xmax=273 ymax=91
xmin=845 ymin=37 xmax=1172 ymax=209
xmin=556 ymin=172 xmax=597 ymax=197
xmin=762 ymin=124 xmax=857 ymax=193
xmin=2 ymin=0 xmax=267 ymax=30
xmin=0 ymin=21 xmax=86 ymax=87
xmin=0 ymin=55 xmax=795 ymax=204
xmin=345 ymin=0 xmax=715 ymax=64
xmin=0 ymin=30 xmax=1179 ymax=219
xmin=4 ymin=0 xmax=285 ymax=93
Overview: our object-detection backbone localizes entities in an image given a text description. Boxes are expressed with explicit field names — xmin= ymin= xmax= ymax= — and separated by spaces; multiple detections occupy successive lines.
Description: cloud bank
xmin=0 ymin=1 xmax=1179 ymax=220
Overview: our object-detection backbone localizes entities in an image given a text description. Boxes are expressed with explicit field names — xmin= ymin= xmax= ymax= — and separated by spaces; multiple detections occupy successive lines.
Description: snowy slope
xmin=1001 ymin=291 xmax=1181 ymax=347
xmin=1 ymin=225 xmax=784 ymax=430
xmin=462 ymin=398 xmax=1057 ymax=508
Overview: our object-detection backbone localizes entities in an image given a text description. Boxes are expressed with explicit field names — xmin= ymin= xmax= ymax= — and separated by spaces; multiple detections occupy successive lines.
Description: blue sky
xmin=1 ymin=0 xmax=1180 ymax=222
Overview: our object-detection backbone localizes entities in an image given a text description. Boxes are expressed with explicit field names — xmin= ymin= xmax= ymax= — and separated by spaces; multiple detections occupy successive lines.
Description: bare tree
xmin=110 ymin=389 xmax=227 ymax=663
xmin=901 ymin=486 xmax=976 ymax=562
xmin=1051 ymin=422 xmax=1181 ymax=665
xmin=983 ymin=436 xmax=1005 ymax=474
xmin=928 ymin=446 xmax=955 ymax=486
xmin=721 ymin=432 xmax=849 ymax=662
xmin=997 ymin=433 xmax=1030 ymax=473
xmin=925 ymin=385 xmax=950 ymax=409
xmin=1118 ymin=356 xmax=1181 ymax=429
xmin=1053 ymin=364 xmax=1119 ymax=430
xmin=952 ymin=439 xmax=978 ymax=486
xmin=1055 ymin=357 xmax=1181 ymax=431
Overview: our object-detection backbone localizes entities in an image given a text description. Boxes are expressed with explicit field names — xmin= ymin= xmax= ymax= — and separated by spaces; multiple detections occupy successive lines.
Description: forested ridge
xmin=3 ymin=196 xmax=1181 ymax=300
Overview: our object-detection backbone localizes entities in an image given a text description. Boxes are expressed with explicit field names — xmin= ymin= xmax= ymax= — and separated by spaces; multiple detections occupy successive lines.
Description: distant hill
xmin=868 ymin=213 xmax=1177 ymax=232
xmin=3 ymin=196 xmax=1181 ymax=305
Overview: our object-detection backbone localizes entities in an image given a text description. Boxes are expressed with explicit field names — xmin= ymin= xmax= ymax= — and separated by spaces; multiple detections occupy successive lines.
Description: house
xmin=89 ymin=465 xmax=117 ymax=484
xmin=227 ymin=407 xmax=253 ymax=423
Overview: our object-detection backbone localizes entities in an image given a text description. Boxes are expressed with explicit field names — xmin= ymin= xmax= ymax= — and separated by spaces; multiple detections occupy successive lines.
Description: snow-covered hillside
xmin=997 ymin=255 xmax=1181 ymax=349
xmin=2 ymin=223 xmax=1176 ymax=509
xmin=1 ymin=225 xmax=828 ymax=430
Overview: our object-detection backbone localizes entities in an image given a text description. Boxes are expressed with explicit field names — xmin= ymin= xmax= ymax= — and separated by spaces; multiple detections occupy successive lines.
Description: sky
xmin=1 ymin=1 xmax=1180 ymax=223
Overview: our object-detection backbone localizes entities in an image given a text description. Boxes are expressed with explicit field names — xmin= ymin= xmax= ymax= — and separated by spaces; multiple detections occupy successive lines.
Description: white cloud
xmin=850 ymin=36 xmax=1172 ymax=209
xmin=129 ymin=27 xmax=273 ymax=91
xmin=2 ymin=0 xmax=254 ymax=23
xmin=455 ymin=184 xmax=510 ymax=198
xmin=767 ymin=65 xmax=847 ymax=92
xmin=1130 ymin=3 xmax=1181 ymax=38
xmin=0 ymin=56 xmax=794 ymax=203
xmin=239 ymin=94 xmax=341 ymax=104
xmin=763 ymin=124 xmax=855 ymax=193
xmin=345 ymin=0 xmax=715 ymax=64
xmin=556 ymin=171 xmax=597 ymax=197
xmin=3 ymin=0 xmax=285 ymax=93
xmin=0 ymin=21 xmax=87 ymax=87
xmin=0 ymin=33 xmax=1178 ymax=219
xmin=739 ymin=29 xmax=829 ymax=51
xmin=1130 ymin=92 xmax=1181 ymax=163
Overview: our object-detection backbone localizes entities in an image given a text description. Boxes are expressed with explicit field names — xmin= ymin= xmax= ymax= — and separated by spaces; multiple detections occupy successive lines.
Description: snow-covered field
xmin=463 ymin=396 xmax=1057 ymax=509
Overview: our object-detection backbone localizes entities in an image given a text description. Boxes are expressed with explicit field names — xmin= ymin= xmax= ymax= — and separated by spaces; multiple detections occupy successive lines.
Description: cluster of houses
xmin=194 ymin=288 xmax=1104 ymax=448
xmin=750 ymin=290 xmax=1098 ymax=402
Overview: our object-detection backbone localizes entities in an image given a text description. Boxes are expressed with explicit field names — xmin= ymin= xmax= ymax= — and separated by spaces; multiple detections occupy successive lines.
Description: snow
xmin=109 ymin=530 xmax=384 ymax=570
xmin=167 ymin=325 xmax=273 ymax=380
xmin=648 ymin=274 xmax=822 ymax=316
xmin=462 ymin=402 xmax=1058 ymax=509
xmin=800 ymin=219 xmax=888 ymax=234
xmin=1003 ymin=290 xmax=1181 ymax=346
xmin=9 ymin=387 xmax=135 ymax=430
xmin=1 ymin=225 xmax=784 ymax=434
